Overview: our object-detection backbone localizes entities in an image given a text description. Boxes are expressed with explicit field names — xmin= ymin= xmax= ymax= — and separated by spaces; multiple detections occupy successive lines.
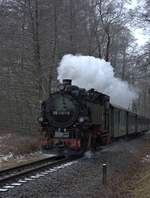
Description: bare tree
xmin=0 ymin=0 xmax=150 ymax=134
xmin=96 ymin=0 xmax=125 ymax=61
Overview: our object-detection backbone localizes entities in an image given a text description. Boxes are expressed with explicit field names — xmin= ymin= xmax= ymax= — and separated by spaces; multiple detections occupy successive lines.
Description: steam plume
xmin=57 ymin=54 xmax=138 ymax=108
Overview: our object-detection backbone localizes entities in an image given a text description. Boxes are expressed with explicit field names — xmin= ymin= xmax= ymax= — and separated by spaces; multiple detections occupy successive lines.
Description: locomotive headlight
xmin=38 ymin=117 xmax=43 ymax=122
xmin=79 ymin=117 xmax=84 ymax=123
xmin=59 ymin=84 xmax=65 ymax=91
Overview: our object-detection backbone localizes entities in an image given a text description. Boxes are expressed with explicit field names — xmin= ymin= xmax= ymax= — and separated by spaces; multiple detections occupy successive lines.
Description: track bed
xmin=1 ymin=132 xmax=150 ymax=197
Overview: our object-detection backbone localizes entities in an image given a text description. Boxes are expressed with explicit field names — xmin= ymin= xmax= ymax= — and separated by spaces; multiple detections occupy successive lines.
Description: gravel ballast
xmin=1 ymin=132 xmax=150 ymax=198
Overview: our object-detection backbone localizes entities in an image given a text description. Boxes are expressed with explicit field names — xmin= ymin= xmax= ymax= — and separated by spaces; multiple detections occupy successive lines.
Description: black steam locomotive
xmin=39 ymin=79 xmax=150 ymax=155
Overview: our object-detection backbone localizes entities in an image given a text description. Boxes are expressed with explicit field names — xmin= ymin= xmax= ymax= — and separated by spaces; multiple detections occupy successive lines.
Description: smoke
xmin=57 ymin=54 xmax=138 ymax=108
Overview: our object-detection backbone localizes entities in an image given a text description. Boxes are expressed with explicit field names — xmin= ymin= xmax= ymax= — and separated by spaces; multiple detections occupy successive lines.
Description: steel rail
xmin=0 ymin=156 xmax=63 ymax=176
xmin=0 ymin=156 xmax=72 ymax=185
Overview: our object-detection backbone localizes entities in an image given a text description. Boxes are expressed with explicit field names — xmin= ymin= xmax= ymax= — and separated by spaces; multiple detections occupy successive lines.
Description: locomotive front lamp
xmin=79 ymin=117 xmax=84 ymax=123
xmin=38 ymin=117 xmax=43 ymax=122
xmin=59 ymin=84 xmax=65 ymax=91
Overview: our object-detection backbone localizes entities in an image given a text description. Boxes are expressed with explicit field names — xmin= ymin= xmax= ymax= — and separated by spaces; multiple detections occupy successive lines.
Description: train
xmin=38 ymin=79 xmax=150 ymax=155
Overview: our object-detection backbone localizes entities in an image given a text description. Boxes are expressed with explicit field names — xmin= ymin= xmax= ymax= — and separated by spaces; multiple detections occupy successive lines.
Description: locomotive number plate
xmin=55 ymin=131 xmax=69 ymax=138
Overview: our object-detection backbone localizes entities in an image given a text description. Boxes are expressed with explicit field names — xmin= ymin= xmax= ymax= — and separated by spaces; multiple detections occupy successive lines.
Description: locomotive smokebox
xmin=63 ymin=79 xmax=72 ymax=86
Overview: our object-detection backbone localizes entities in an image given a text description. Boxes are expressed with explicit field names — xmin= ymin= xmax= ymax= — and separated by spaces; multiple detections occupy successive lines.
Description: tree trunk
xmin=122 ymin=47 xmax=126 ymax=80
xmin=105 ymin=33 xmax=110 ymax=62
xmin=28 ymin=0 xmax=42 ymax=100
xmin=49 ymin=0 xmax=58 ymax=93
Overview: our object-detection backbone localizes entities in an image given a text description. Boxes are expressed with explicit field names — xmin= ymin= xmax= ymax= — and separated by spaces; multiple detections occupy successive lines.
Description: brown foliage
xmin=0 ymin=133 xmax=40 ymax=156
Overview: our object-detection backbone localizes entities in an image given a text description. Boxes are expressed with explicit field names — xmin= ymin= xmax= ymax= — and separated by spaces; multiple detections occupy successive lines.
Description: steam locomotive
xmin=38 ymin=79 xmax=150 ymax=155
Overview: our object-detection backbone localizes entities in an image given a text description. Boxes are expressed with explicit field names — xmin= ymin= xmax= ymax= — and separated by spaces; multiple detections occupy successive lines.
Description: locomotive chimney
xmin=63 ymin=79 xmax=72 ymax=86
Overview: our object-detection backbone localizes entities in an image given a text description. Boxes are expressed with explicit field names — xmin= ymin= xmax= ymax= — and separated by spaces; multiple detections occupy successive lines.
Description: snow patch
xmin=142 ymin=154 xmax=150 ymax=163
xmin=0 ymin=152 xmax=13 ymax=162
xmin=84 ymin=150 xmax=94 ymax=159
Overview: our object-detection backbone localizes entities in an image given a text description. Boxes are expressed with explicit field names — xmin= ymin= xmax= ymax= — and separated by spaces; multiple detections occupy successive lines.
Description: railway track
xmin=0 ymin=155 xmax=75 ymax=187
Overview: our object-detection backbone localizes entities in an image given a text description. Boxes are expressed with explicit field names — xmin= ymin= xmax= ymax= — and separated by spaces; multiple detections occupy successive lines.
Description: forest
xmin=0 ymin=0 xmax=150 ymax=133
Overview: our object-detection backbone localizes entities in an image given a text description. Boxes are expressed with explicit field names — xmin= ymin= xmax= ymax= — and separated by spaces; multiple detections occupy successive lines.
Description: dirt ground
xmin=133 ymin=164 xmax=150 ymax=198
xmin=133 ymin=150 xmax=150 ymax=198
xmin=108 ymin=133 xmax=150 ymax=198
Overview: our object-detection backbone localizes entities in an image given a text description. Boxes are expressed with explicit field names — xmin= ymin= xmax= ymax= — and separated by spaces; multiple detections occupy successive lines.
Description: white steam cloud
xmin=57 ymin=54 xmax=138 ymax=108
